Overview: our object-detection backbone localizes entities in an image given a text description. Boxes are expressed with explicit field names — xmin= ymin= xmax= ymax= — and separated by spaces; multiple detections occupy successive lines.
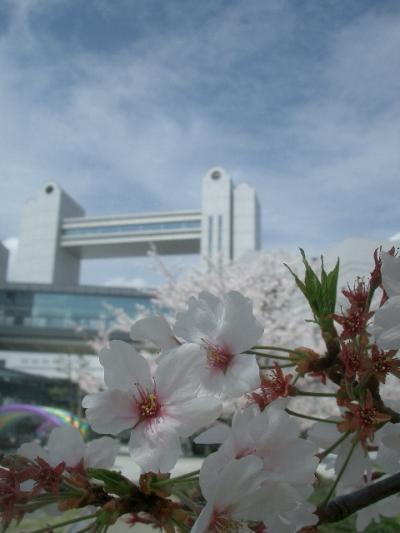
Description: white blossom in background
xmin=18 ymin=425 xmax=119 ymax=470
xmin=196 ymin=402 xmax=318 ymax=532
xmin=152 ymin=249 xmax=321 ymax=349
xmin=93 ymin=250 xmax=321 ymax=353
xmin=82 ymin=340 xmax=221 ymax=472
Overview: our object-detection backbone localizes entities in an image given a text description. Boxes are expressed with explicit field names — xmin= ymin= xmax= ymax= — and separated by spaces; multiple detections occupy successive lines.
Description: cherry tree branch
xmin=317 ymin=471 xmax=400 ymax=524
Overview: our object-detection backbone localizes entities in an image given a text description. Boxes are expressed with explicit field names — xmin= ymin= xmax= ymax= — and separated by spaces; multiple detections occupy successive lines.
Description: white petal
xmin=213 ymin=455 xmax=264 ymax=510
xmin=84 ymin=437 xmax=120 ymax=469
xmin=356 ymin=506 xmax=376 ymax=532
xmin=166 ymin=396 xmax=221 ymax=438
xmin=155 ymin=343 xmax=204 ymax=402
xmin=247 ymin=480 xmax=298 ymax=519
xmin=215 ymin=291 xmax=264 ymax=354
xmin=174 ymin=292 xmax=222 ymax=344
xmin=199 ymin=445 xmax=235 ymax=501
xmin=130 ymin=316 xmax=179 ymax=351
xmin=99 ymin=340 xmax=151 ymax=391
xmin=83 ymin=390 xmax=139 ymax=435
xmin=194 ymin=422 xmax=231 ymax=444
xmin=336 ymin=440 xmax=368 ymax=486
xmin=222 ymin=354 xmax=260 ymax=397
xmin=128 ymin=423 xmax=181 ymax=473
xmin=372 ymin=296 xmax=400 ymax=350
xmin=381 ymin=252 xmax=400 ymax=297
xmin=18 ymin=441 xmax=48 ymax=463
xmin=307 ymin=420 xmax=342 ymax=449
xmin=47 ymin=426 xmax=85 ymax=468
xmin=190 ymin=503 xmax=214 ymax=533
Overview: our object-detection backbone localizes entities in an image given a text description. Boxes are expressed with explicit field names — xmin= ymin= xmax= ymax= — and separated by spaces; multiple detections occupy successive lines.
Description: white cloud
xmin=104 ymin=276 xmax=148 ymax=289
xmin=0 ymin=1 xmax=399 ymax=284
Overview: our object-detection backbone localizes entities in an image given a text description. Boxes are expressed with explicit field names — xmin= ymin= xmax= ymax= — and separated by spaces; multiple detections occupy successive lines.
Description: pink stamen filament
xmin=134 ymin=382 xmax=162 ymax=421
xmin=204 ymin=341 xmax=233 ymax=372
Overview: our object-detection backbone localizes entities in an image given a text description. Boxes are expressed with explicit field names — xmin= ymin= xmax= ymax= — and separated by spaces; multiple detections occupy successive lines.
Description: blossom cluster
xmin=2 ymin=248 xmax=400 ymax=532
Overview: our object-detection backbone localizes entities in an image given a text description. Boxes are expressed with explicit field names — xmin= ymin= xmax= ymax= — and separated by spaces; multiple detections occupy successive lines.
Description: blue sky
xmin=1 ymin=0 xmax=399 ymax=286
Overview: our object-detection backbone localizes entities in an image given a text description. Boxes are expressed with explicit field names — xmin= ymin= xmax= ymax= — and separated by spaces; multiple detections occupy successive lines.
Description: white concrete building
xmin=0 ymin=243 xmax=8 ymax=281
xmin=12 ymin=167 xmax=261 ymax=285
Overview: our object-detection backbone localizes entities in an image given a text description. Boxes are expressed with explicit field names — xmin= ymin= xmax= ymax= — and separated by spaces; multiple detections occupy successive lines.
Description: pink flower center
xmin=235 ymin=447 xmax=256 ymax=459
xmin=210 ymin=509 xmax=240 ymax=532
xmin=205 ymin=341 xmax=233 ymax=372
xmin=134 ymin=383 xmax=162 ymax=422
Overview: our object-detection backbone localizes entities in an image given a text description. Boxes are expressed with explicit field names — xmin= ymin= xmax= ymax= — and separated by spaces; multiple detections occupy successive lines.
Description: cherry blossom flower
xmin=380 ymin=251 xmax=400 ymax=298
xmin=376 ymin=422 xmax=400 ymax=474
xmin=196 ymin=403 xmax=318 ymax=531
xmin=372 ymin=295 xmax=400 ymax=350
xmin=174 ymin=291 xmax=263 ymax=397
xmin=82 ymin=340 xmax=221 ymax=472
xmin=338 ymin=391 xmax=391 ymax=442
xmin=0 ymin=468 xmax=25 ymax=525
xmin=372 ymin=251 xmax=400 ymax=350
xmin=360 ymin=345 xmax=400 ymax=383
xmin=308 ymin=420 xmax=373 ymax=487
xmin=342 ymin=280 xmax=369 ymax=310
xmin=340 ymin=342 xmax=364 ymax=379
xmin=192 ymin=456 xmax=267 ymax=533
xmin=18 ymin=425 xmax=119 ymax=471
xmin=131 ymin=315 xmax=180 ymax=352
xmin=248 ymin=363 xmax=293 ymax=409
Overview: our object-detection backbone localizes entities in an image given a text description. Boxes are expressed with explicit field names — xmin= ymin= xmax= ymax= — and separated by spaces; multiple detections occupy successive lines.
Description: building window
xmin=208 ymin=216 xmax=213 ymax=257
xmin=218 ymin=215 xmax=223 ymax=252
xmin=62 ymin=220 xmax=201 ymax=238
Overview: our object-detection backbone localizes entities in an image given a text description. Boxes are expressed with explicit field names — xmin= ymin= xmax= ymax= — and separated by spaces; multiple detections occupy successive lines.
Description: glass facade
xmin=62 ymin=219 xmax=201 ymax=237
xmin=0 ymin=288 xmax=154 ymax=331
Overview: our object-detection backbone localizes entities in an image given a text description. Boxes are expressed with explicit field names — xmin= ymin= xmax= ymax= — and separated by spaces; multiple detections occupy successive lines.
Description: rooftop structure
xmin=12 ymin=167 xmax=261 ymax=285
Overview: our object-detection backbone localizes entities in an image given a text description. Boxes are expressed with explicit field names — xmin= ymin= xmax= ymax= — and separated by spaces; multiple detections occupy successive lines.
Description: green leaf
xmin=87 ymin=468 xmax=133 ymax=497
xmin=286 ymin=249 xmax=340 ymax=336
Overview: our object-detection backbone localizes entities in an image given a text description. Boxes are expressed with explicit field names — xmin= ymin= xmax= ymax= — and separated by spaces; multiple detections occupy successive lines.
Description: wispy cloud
xmin=0 ymin=0 xmax=399 ymax=284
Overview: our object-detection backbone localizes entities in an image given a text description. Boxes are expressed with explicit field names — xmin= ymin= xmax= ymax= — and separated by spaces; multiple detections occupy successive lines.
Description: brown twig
xmin=317 ymin=471 xmax=400 ymax=524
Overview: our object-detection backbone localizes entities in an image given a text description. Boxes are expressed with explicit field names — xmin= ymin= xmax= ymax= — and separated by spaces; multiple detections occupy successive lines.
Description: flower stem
xmin=27 ymin=512 xmax=98 ymax=533
xmin=318 ymin=431 xmax=351 ymax=460
xmin=322 ymin=437 xmax=359 ymax=506
xmin=153 ymin=469 xmax=200 ymax=487
xmin=173 ymin=489 xmax=199 ymax=512
xmin=293 ymin=389 xmax=337 ymax=397
xmin=246 ymin=351 xmax=292 ymax=361
xmin=285 ymin=408 xmax=341 ymax=424
xmin=292 ymin=373 xmax=301 ymax=386
xmin=252 ymin=345 xmax=308 ymax=358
